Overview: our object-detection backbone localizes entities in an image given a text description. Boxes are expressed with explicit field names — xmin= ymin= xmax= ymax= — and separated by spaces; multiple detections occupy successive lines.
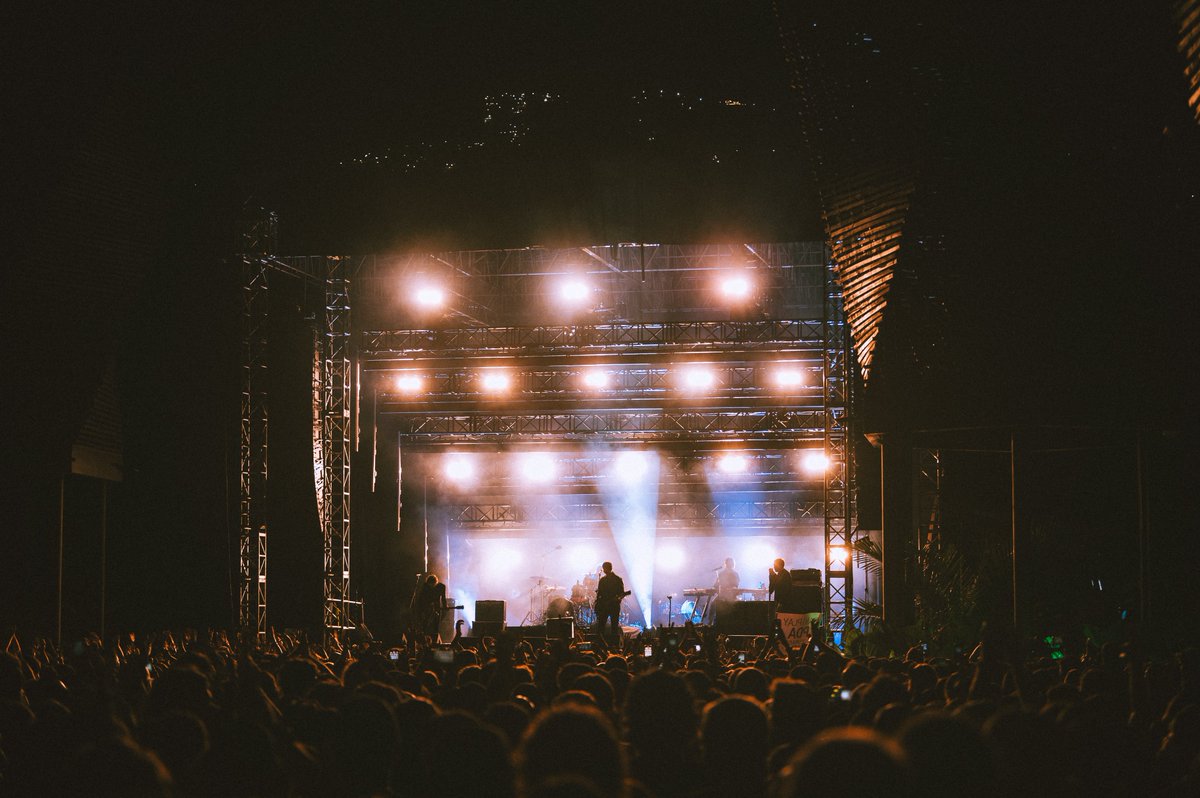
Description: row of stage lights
xmin=438 ymin=449 xmax=832 ymax=488
xmin=392 ymin=363 xmax=808 ymax=396
xmin=410 ymin=270 xmax=759 ymax=313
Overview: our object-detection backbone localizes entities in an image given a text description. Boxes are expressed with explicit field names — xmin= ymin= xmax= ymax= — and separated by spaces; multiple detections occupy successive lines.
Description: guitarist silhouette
xmin=594 ymin=561 xmax=630 ymax=642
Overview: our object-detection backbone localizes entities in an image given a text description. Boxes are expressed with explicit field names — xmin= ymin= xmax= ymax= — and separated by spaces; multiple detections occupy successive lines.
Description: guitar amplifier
xmin=474 ymin=600 xmax=506 ymax=637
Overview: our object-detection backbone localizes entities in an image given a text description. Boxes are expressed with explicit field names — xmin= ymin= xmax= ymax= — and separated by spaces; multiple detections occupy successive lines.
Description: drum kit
xmin=522 ymin=571 xmax=610 ymax=627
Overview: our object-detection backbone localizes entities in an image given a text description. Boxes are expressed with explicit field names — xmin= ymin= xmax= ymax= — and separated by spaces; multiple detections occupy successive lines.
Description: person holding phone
xmin=594 ymin=562 xmax=629 ymax=643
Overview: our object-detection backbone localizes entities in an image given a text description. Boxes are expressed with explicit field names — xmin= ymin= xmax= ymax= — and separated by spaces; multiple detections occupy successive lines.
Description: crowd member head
xmin=778 ymin=727 xmax=909 ymax=798
xmin=898 ymin=711 xmax=994 ymax=798
xmin=517 ymin=705 xmax=626 ymax=797
xmin=701 ymin=695 xmax=769 ymax=798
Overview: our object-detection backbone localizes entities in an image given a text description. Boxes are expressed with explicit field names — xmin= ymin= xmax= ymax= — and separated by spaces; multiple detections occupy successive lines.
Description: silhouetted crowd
xmin=1 ymin=624 xmax=1197 ymax=797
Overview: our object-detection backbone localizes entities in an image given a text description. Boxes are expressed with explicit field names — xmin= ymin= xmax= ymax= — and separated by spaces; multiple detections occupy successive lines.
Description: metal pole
xmin=100 ymin=481 xmax=107 ymax=642
xmin=878 ymin=441 xmax=886 ymax=621
xmin=57 ymin=477 xmax=65 ymax=648
xmin=1010 ymin=431 xmax=1018 ymax=629
xmin=1135 ymin=431 xmax=1147 ymax=625
xmin=423 ymin=477 xmax=429 ymax=573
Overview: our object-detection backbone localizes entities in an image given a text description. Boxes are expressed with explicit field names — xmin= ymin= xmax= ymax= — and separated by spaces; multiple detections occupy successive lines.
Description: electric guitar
xmin=594 ymin=590 xmax=632 ymax=612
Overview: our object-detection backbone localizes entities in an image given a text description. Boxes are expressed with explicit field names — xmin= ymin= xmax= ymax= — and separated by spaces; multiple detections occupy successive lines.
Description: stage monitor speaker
xmin=780 ymin=584 xmax=822 ymax=614
xmin=475 ymin=600 xmax=505 ymax=624
xmin=546 ymin=617 xmax=574 ymax=640
xmin=793 ymin=568 xmax=822 ymax=585
xmin=715 ymin=600 xmax=771 ymax=635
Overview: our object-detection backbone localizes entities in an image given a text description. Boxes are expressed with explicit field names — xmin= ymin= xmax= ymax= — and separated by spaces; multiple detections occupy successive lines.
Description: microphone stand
xmin=666 ymin=594 xmax=674 ymax=629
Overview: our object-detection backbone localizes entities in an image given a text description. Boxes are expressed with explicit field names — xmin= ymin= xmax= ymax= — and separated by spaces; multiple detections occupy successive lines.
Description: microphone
xmin=712 ymin=566 xmax=723 ymax=571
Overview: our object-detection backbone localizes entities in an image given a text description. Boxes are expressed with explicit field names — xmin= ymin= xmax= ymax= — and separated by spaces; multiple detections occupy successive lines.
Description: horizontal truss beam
xmin=393 ymin=409 xmax=826 ymax=442
xmin=361 ymin=319 xmax=834 ymax=360
xmin=444 ymin=499 xmax=825 ymax=526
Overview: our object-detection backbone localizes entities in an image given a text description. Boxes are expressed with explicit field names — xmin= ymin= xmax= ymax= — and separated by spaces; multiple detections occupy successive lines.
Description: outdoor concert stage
xmin=236 ymin=241 xmax=863 ymax=641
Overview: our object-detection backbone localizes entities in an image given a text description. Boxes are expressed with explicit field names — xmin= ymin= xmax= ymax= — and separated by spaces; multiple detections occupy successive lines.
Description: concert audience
xmin=0 ymin=626 xmax=1197 ymax=797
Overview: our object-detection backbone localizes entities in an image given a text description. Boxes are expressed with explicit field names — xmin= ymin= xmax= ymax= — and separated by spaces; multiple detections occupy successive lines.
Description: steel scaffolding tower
xmin=238 ymin=257 xmax=269 ymax=639
xmin=823 ymin=263 xmax=854 ymax=637
xmin=321 ymin=257 xmax=353 ymax=634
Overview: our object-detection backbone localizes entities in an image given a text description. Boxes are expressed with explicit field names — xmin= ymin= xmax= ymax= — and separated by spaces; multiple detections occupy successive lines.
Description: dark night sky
xmin=3 ymin=2 xmax=1198 ymax=636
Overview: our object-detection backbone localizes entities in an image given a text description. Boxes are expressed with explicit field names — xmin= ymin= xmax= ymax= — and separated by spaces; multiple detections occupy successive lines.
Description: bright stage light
xmin=680 ymin=365 xmax=716 ymax=392
xmin=558 ymin=278 xmax=592 ymax=306
xmin=414 ymin=285 xmax=446 ymax=309
xmin=485 ymin=544 xmax=524 ymax=579
xmin=802 ymin=451 xmax=831 ymax=474
xmin=582 ymin=368 xmax=611 ymax=390
xmin=773 ymin=367 xmax=805 ymax=389
xmin=480 ymin=370 xmax=513 ymax=394
xmin=516 ymin=451 xmax=556 ymax=484
xmin=443 ymin=454 xmax=477 ymax=484
xmin=718 ymin=273 xmax=753 ymax=301
xmin=656 ymin=542 xmax=686 ymax=573
xmin=613 ymin=450 xmax=651 ymax=485
xmin=395 ymin=373 xmax=424 ymax=394
xmin=567 ymin=543 xmax=599 ymax=573
xmin=716 ymin=452 xmax=749 ymax=475
xmin=741 ymin=541 xmax=776 ymax=573
xmin=829 ymin=545 xmax=850 ymax=565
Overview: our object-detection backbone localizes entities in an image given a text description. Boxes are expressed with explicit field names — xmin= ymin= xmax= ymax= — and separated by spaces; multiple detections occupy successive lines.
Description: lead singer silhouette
xmin=594 ymin=561 xmax=628 ymax=642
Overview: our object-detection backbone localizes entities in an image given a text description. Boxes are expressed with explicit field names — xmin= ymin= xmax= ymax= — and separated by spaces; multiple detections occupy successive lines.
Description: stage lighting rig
xmin=557 ymin=277 xmax=593 ymax=307
xmin=716 ymin=452 xmax=750 ymax=475
xmin=479 ymin=370 xmax=513 ymax=395
xmin=679 ymin=365 xmax=716 ymax=392
xmin=802 ymin=451 xmax=830 ymax=474
xmin=717 ymin=271 xmax=754 ymax=302
xmin=443 ymin=453 xmax=478 ymax=485
xmin=581 ymin=368 xmax=612 ymax=390
xmin=413 ymin=284 xmax=446 ymax=310
xmin=772 ymin=366 xmax=806 ymax=390
xmin=516 ymin=451 xmax=556 ymax=484
xmin=394 ymin=372 xmax=424 ymax=394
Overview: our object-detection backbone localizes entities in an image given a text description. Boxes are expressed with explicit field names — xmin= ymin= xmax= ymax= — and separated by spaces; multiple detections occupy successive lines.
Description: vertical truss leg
xmin=239 ymin=258 xmax=269 ymax=639
xmin=823 ymin=261 xmax=853 ymax=641
xmin=322 ymin=256 xmax=353 ymax=638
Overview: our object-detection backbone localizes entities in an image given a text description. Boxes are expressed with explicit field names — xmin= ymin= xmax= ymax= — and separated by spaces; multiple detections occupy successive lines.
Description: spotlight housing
xmin=679 ymin=365 xmax=716 ymax=392
xmin=395 ymin=373 xmax=424 ymax=394
xmin=582 ymin=368 xmax=611 ymax=390
xmin=480 ymin=370 xmax=513 ymax=395
xmin=718 ymin=273 xmax=754 ymax=301
xmin=443 ymin=454 xmax=477 ymax=485
xmin=773 ymin=367 xmax=806 ymax=390
xmin=558 ymin=278 xmax=592 ymax=306
xmin=413 ymin=285 xmax=446 ymax=309
xmin=802 ymin=451 xmax=831 ymax=474
xmin=716 ymin=452 xmax=749 ymax=474
xmin=516 ymin=452 xmax=556 ymax=484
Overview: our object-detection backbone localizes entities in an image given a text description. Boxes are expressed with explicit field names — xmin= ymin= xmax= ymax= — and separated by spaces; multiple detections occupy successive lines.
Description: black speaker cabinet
xmin=780 ymin=584 xmax=823 ymax=614
xmin=546 ymin=617 xmax=574 ymax=640
xmin=474 ymin=600 xmax=506 ymax=637
xmin=715 ymin=600 xmax=772 ymax=635
xmin=475 ymin=600 xmax=505 ymax=623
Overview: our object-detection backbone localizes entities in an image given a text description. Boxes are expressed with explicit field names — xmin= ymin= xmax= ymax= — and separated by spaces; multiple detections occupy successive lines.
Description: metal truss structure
xmin=356 ymin=242 xmax=856 ymax=639
xmin=320 ymin=257 xmax=354 ymax=634
xmin=822 ymin=269 xmax=854 ymax=636
xmin=238 ymin=257 xmax=269 ymax=639
xmin=239 ymin=243 xmax=855 ymax=639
